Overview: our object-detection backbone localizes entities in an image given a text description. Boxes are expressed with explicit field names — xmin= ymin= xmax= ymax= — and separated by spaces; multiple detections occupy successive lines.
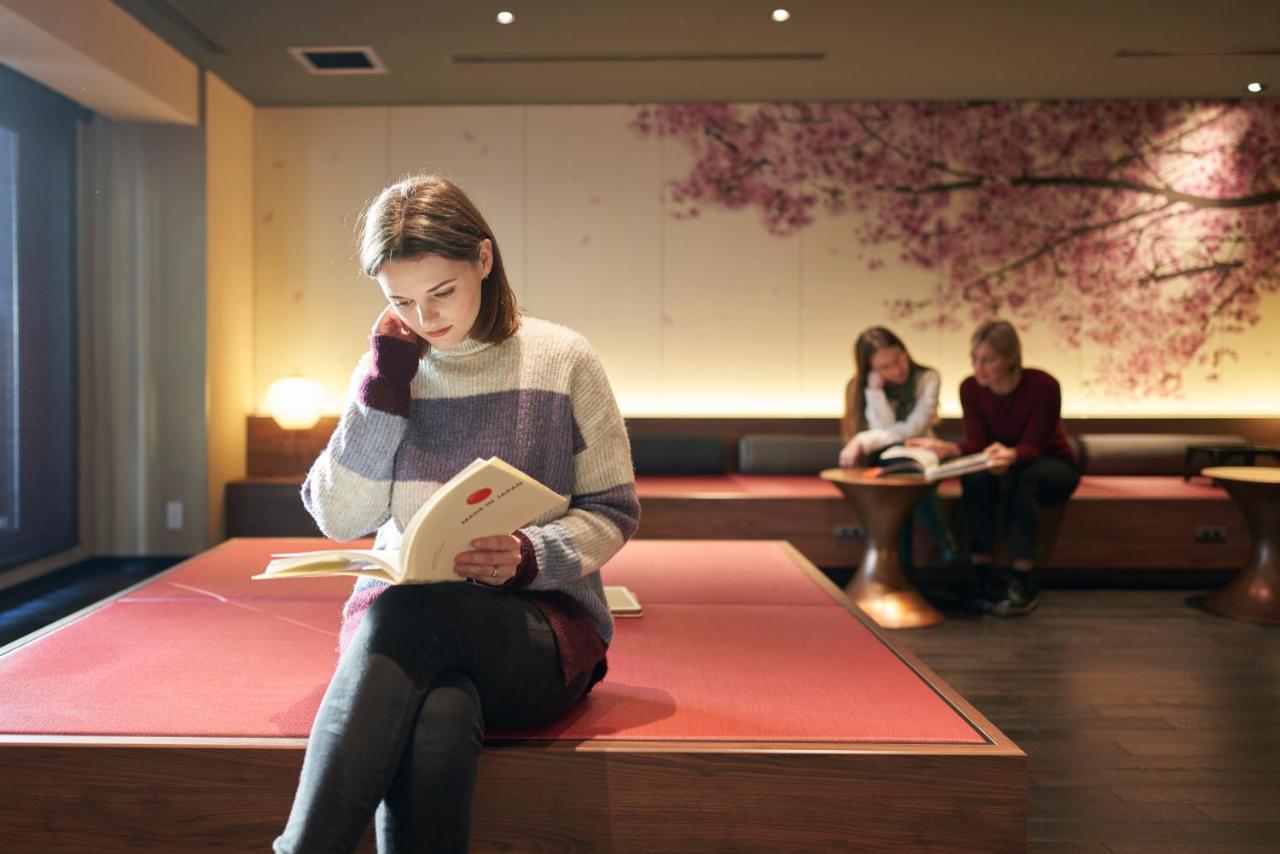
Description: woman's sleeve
xmin=515 ymin=344 xmax=640 ymax=591
xmin=300 ymin=337 xmax=416 ymax=542
xmin=862 ymin=369 xmax=940 ymax=449
xmin=1012 ymin=373 xmax=1062 ymax=464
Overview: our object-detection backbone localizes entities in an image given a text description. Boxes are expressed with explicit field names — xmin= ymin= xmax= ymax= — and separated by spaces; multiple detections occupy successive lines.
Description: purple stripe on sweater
xmin=395 ymin=390 xmax=579 ymax=492
xmin=534 ymin=522 xmax=583 ymax=584
xmin=570 ymin=482 xmax=640 ymax=540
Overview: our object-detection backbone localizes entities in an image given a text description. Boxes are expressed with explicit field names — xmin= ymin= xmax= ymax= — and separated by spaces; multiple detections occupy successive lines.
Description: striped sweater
xmin=301 ymin=316 xmax=640 ymax=683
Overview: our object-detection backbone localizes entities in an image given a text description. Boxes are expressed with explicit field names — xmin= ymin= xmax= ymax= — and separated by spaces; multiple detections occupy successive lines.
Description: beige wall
xmin=252 ymin=105 xmax=1280 ymax=419
xmin=0 ymin=0 xmax=198 ymax=124
xmin=205 ymin=73 xmax=255 ymax=542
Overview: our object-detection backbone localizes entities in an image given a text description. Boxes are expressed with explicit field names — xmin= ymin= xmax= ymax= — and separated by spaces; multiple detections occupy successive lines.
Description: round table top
xmin=1202 ymin=466 xmax=1280 ymax=485
xmin=819 ymin=467 xmax=935 ymax=488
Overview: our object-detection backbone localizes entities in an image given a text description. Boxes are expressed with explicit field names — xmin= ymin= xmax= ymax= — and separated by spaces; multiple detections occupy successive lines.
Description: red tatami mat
xmin=0 ymin=599 xmax=338 ymax=736
xmin=600 ymin=539 xmax=837 ymax=606
xmin=0 ymin=539 xmax=983 ymax=744
xmin=511 ymin=605 xmax=983 ymax=743
xmin=124 ymin=538 xmax=373 ymax=603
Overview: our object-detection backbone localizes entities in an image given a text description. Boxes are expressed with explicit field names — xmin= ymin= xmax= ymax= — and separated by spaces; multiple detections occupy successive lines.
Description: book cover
xmin=252 ymin=457 xmax=567 ymax=584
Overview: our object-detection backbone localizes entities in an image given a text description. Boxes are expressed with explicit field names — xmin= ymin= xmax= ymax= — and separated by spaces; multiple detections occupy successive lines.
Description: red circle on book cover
xmin=466 ymin=488 xmax=492 ymax=505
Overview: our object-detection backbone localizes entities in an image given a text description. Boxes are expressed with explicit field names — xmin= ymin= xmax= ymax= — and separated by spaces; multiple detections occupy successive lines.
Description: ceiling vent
xmin=288 ymin=46 xmax=387 ymax=75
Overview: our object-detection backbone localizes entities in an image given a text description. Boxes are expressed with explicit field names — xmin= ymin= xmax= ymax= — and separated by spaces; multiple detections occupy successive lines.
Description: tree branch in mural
xmin=632 ymin=102 xmax=1280 ymax=396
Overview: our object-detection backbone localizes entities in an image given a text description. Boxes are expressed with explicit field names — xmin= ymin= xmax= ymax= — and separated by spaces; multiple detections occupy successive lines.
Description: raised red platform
xmin=0 ymin=538 xmax=1025 ymax=852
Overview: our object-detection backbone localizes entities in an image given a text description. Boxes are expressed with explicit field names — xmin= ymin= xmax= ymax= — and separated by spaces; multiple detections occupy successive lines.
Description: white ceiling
xmin=111 ymin=0 xmax=1280 ymax=105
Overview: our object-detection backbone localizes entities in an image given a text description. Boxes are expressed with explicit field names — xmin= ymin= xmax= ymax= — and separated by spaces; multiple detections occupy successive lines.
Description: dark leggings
xmin=274 ymin=583 xmax=593 ymax=854
xmin=961 ymin=456 xmax=1081 ymax=563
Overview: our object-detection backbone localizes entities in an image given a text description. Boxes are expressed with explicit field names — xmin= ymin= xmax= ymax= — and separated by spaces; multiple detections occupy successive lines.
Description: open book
xmin=865 ymin=445 xmax=995 ymax=482
xmin=252 ymin=457 xmax=567 ymax=585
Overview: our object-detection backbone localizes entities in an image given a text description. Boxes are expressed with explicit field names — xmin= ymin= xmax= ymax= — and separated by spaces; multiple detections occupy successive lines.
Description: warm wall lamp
xmin=265 ymin=376 xmax=327 ymax=431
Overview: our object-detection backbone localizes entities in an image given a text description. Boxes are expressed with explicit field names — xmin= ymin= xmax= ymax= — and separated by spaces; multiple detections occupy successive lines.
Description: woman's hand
xmin=866 ymin=370 xmax=884 ymax=390
xmin=984 ymin=442 xmax=1018 ymax=474
xmin=906 ymin=437 xmax=961 ymax=460
xmin=838 ymin=437 xmax=863 ymax=468
xmin=372 ymin=305 xmax=418 ymax=343
xmin=453 ymin=534 xmax=523 ymax=586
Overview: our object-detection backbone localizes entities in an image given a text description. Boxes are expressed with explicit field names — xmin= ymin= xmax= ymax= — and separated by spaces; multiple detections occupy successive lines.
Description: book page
xmin=252 ymin=549 xmax=400 ymax=583
xmin=400 ymin=457 xmax=567 ymax=583
xmin=879 ymin=445 xmax=940 ymax=469
xmin=928 ymin=451 xmax=995 ymax=481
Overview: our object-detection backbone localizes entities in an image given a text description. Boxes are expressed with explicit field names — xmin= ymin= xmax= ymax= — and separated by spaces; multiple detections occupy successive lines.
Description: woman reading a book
xmin=274 ymin=175 xmax=640 ymax=853
xmin=908 ymin=320 xmax=1079 ymax=616
xmin=839 ymin=326 xmax=958 ymax=570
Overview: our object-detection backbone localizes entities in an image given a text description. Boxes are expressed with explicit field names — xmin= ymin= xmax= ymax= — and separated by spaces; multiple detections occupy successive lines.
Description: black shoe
xmin=989 ymin=576 xmax=1039 ymax=617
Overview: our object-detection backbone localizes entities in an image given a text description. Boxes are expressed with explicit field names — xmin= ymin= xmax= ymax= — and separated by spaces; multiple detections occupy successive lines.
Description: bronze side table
xmin=820 ymin=467 xmax=944 ymax=629
xmin=1201 ymin=467 xmax=1280 ymax=625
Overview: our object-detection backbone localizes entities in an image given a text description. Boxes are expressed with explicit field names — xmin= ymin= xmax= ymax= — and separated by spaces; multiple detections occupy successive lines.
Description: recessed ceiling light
xmin=496 ymin=11 xmax=515 ymax=25
xmin=1246 ymin=81 xmax=1265 ymax=93
xmin=771 ymin=9 xmax=791 ymax=23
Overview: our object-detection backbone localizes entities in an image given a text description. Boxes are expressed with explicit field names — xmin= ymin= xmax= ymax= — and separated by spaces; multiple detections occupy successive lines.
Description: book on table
xmin=252 ymin=457 xmax=567 ymax=584
xmin=865 ymin=445 xmax=995 ymax=482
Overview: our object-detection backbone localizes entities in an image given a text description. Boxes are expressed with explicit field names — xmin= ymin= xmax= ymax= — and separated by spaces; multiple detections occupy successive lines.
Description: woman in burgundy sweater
xmin=910 ymin=320 xmax=1080 ymax=616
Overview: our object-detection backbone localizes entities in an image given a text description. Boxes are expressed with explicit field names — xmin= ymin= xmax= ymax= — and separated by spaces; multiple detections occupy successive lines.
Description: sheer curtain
xmin=78 ymin=117 xmax=208 ymax=556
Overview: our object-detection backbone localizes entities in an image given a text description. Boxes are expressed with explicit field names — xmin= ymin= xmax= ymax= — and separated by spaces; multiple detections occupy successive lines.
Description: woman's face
xmin=870 ymin=346 xmax=910 ymax=386
xmin=971 ymin=341 xmax=1014 ymax=388
xmin=375 ymin=242 xmax=491 ymax=351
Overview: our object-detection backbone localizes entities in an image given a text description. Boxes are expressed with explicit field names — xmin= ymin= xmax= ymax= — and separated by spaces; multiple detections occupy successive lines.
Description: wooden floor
xmin=885 ymin=585 xmax=1280 ymax=853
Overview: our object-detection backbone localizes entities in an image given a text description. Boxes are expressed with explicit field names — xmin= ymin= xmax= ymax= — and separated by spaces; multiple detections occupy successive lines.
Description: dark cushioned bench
xmin=0 ymin=538 xmax=1024 ymax=852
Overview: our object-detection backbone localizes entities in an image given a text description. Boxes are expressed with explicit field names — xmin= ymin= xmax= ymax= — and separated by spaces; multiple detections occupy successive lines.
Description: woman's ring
xmin=491 ymin=567 xmax=499 ymax=578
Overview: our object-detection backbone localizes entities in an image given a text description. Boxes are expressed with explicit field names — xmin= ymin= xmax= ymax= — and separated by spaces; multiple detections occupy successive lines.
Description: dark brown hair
xmin=358 ymin=175 xmax=519 ymax=355
xmin=841 ymin=326 xmax=925 ymax=441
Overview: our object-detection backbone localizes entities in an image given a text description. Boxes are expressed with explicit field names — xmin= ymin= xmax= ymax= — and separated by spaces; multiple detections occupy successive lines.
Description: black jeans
xmin=961 ymin=456 xmax=1081 ymax=563
xmin=274 ymin=583 xmax=594 ymax=854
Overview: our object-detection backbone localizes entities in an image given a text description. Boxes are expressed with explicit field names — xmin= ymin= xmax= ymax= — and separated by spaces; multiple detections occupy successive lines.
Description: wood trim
xmin=247 ymin=416 xmax=337 ymax=477
xmin=0 ymin=742 xmax=1025 ymax=852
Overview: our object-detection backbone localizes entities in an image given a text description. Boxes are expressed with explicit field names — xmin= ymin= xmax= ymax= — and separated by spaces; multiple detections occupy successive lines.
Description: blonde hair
xmin=970 ymin=319 xmax=1022 ymax=371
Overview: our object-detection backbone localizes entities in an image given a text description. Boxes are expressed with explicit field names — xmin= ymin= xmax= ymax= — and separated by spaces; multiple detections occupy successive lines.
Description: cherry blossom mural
xmin=633 ymin=102 xmax=1280 ymax=397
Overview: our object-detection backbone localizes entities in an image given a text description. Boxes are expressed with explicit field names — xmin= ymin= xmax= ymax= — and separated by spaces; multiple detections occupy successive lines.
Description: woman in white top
xmin=839 ymin=326 xmax=958 ymax=570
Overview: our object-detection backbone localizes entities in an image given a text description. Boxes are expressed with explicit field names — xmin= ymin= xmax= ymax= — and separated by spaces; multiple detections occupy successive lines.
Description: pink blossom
xmin=636 ymin=101 xmax=1280 ymax=396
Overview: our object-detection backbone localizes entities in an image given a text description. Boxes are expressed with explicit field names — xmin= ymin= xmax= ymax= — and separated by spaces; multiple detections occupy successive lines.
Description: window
xmin=0 ymin=126 xmax=14 ymax=535
xmin=0 ymin=65 xmax=81 ymax=571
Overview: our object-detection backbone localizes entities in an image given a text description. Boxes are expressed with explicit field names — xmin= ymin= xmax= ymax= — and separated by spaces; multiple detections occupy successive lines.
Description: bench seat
xmin=636 ymin=474 xmax=1248 ymax=571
